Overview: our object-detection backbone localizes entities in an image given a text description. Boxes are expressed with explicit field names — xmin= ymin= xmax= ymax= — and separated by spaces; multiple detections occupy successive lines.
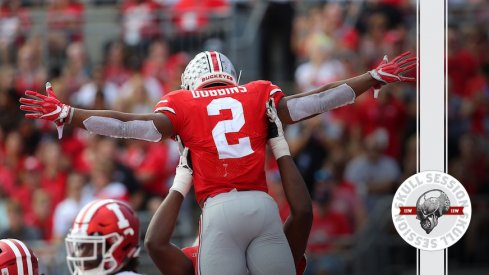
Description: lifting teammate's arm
xmin=266 ymin=100 xmax=313 ymax=266
xmin=144 ymin=148 xmax=194 ymax=275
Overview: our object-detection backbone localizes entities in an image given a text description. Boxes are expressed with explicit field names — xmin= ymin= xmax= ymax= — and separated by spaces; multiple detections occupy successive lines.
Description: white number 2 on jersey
xmin=207 ymin=97 xmax=254 ymax=159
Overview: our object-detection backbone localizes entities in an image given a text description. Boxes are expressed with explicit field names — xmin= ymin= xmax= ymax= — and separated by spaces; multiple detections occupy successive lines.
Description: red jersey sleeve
xmin=257 ymin=80 xmax=285 ymax=107
xmin=154 ymin=91 xmax=185 ymax=134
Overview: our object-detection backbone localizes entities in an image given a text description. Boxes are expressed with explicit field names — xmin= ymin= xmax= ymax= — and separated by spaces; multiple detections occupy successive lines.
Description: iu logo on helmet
xmin=391 ymin=171 xmax=472 ymax=251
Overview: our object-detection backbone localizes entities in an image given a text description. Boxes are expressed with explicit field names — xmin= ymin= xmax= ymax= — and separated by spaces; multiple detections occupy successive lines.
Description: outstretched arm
xmin=19 ymin=83 xmax=175 ymax=140
xmin=145 ymin=148 xmax=194 ymax=275
xmin=277 ymin=51 xmax=416 ymax=124
xmin=266 ymin=100 xmax=313 ymax=266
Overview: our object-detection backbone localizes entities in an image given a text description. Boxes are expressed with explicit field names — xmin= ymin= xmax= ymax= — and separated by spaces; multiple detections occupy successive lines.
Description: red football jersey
xmin=154 ymin=80 xmax=284 ymax=204
xmin=182 ymin=245 xmax=198 ymax=275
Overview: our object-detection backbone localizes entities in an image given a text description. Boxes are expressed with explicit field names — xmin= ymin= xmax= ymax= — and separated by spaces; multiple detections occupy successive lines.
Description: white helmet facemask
xmin=181 ymin=51 xmax=237 ymax=90
xmin=65 ymin=232 xmax=122 ymax=275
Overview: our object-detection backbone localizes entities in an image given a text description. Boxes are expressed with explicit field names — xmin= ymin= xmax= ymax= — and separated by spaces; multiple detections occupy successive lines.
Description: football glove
xmin=170 ymin=147 xmax=193 ymax=198
xmin=19 ymin=82 xmax=73 ymax=139
xmin=369 ymin=51 xmax=417 ymax=98
xmin=266 ymin=99 xmax=290 ymax=159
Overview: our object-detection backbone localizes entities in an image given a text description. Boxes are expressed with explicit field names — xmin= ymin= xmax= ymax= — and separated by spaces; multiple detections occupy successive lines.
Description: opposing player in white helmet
xmin=21 ymin=50 xmax=415 ymax=274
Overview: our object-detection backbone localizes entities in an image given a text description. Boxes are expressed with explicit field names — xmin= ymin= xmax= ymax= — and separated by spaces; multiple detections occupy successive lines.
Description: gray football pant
xmin=197 ymin=190 xmax=295 ymax=275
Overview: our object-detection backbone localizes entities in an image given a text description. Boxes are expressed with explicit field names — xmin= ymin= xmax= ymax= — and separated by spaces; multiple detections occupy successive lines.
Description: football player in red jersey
xmin=20 ymin=50 xmax=415 ymax=274
xmin=145 ymin=100 xmax=311 ymax=275
xmin=0 ymin=239 xmax=39 ymax=275
xmin=64 ymin=199 xmax=141 ymax=275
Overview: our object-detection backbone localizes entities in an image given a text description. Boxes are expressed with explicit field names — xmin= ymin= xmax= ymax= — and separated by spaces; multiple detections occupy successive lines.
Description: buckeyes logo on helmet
xmin=181 ymin=51 xmax=237 ymax=91
xmin=0 ymin=239 xmax=39 ymax=275
xmin=65 ymin=199 xmax=140 ymax=275
xmin=392 ymin=171 xmax=471 ymax=251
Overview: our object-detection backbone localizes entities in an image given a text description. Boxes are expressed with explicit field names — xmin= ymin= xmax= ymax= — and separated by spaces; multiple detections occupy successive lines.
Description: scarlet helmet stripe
xmin=2 ymin=240 xmax=24 ymax=275
xmin=208 ymin=51 xmax=221 ymax=72
xmin=214 ymin=51 xmax=223 ymax=72
xmin=13 ymin=240 xmax=33 ymax=275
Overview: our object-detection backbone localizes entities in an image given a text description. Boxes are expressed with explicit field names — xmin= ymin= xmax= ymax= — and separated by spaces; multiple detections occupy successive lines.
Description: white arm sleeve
xmin=286 ymin=83 xmax=356 ymax=122
xmin=83 ymin=116 xmax=162 ymax=142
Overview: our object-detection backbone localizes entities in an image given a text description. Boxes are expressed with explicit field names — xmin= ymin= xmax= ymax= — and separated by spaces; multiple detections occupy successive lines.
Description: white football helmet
xmin=181 ymin=51 xmax=237 ymax=90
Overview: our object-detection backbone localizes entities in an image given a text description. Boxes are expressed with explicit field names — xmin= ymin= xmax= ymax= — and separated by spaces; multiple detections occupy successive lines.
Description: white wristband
xmin=170 ymin=167 xmax=193 ymax=197
xmin=269 ymin=136 xmax=290 ymax=160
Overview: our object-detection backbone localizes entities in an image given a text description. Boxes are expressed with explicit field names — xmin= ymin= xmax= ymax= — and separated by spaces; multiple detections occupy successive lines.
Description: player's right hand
xmin=19 ymin=82 xmax=73 ymax=139
xmin=369 ymin=51 xmax=416 ymax=85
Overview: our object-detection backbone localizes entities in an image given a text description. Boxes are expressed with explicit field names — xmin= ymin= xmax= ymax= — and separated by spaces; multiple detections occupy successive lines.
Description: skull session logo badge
xmin=392 ymin=171 xmax=471 ymax=251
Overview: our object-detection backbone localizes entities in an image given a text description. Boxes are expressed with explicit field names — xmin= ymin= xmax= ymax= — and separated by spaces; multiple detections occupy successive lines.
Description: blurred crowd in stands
xmin=0 ymin=0 xmax=488 ymax=274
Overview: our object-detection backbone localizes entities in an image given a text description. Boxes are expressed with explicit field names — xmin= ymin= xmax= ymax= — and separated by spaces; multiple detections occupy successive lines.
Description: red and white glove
xmin=19 ymin=82 xmax=74 ymax=139
xmin=369 ymin=51 xmax=417 ymax=98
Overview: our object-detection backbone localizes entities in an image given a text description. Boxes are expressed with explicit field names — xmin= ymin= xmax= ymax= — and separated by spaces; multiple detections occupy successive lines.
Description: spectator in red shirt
xmin=103 ymin=40 xmax=132 ymax=87
xmin=13 ymin=156 xmax=43 ymax=218
xmin=163 ymin=51 xmax=189 ymax=91
xmin=142 ymin=40 xmax=170 ymax=95
xmin=314 ymin=163 xmax=367 ymax=232
xmin=306 ymin=177 xmax=353 ymax=275
xmin=172 ymin=0 xmax=229 ymax=34
xmin=38 ymin=141 xmax=68 ymax=206
xmin=2 ymin=131 xmax=26 ymax=181
xmin=46 ymin=0 xmax=84 ymax=58
xmin=121 ymin=139 xmax=177 ymax=201
xmin=25 ymin=189 xmax=54 ymax=241
xmin=354 ymin=88 xmax=407 ymax=159
xmin=447 ymin=26 xmax=478 ymax=97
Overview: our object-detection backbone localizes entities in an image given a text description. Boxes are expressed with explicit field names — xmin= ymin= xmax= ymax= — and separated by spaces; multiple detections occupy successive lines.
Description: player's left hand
xmin=266 ymin=99 xmax=290 ymax=159
xmin=171 ymin=147 xmax=193 ymax=198
xmin=369 ymin=51 xmax=416 ymax=98
xmin=266 ymin=99 xmax=284 ymax=140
